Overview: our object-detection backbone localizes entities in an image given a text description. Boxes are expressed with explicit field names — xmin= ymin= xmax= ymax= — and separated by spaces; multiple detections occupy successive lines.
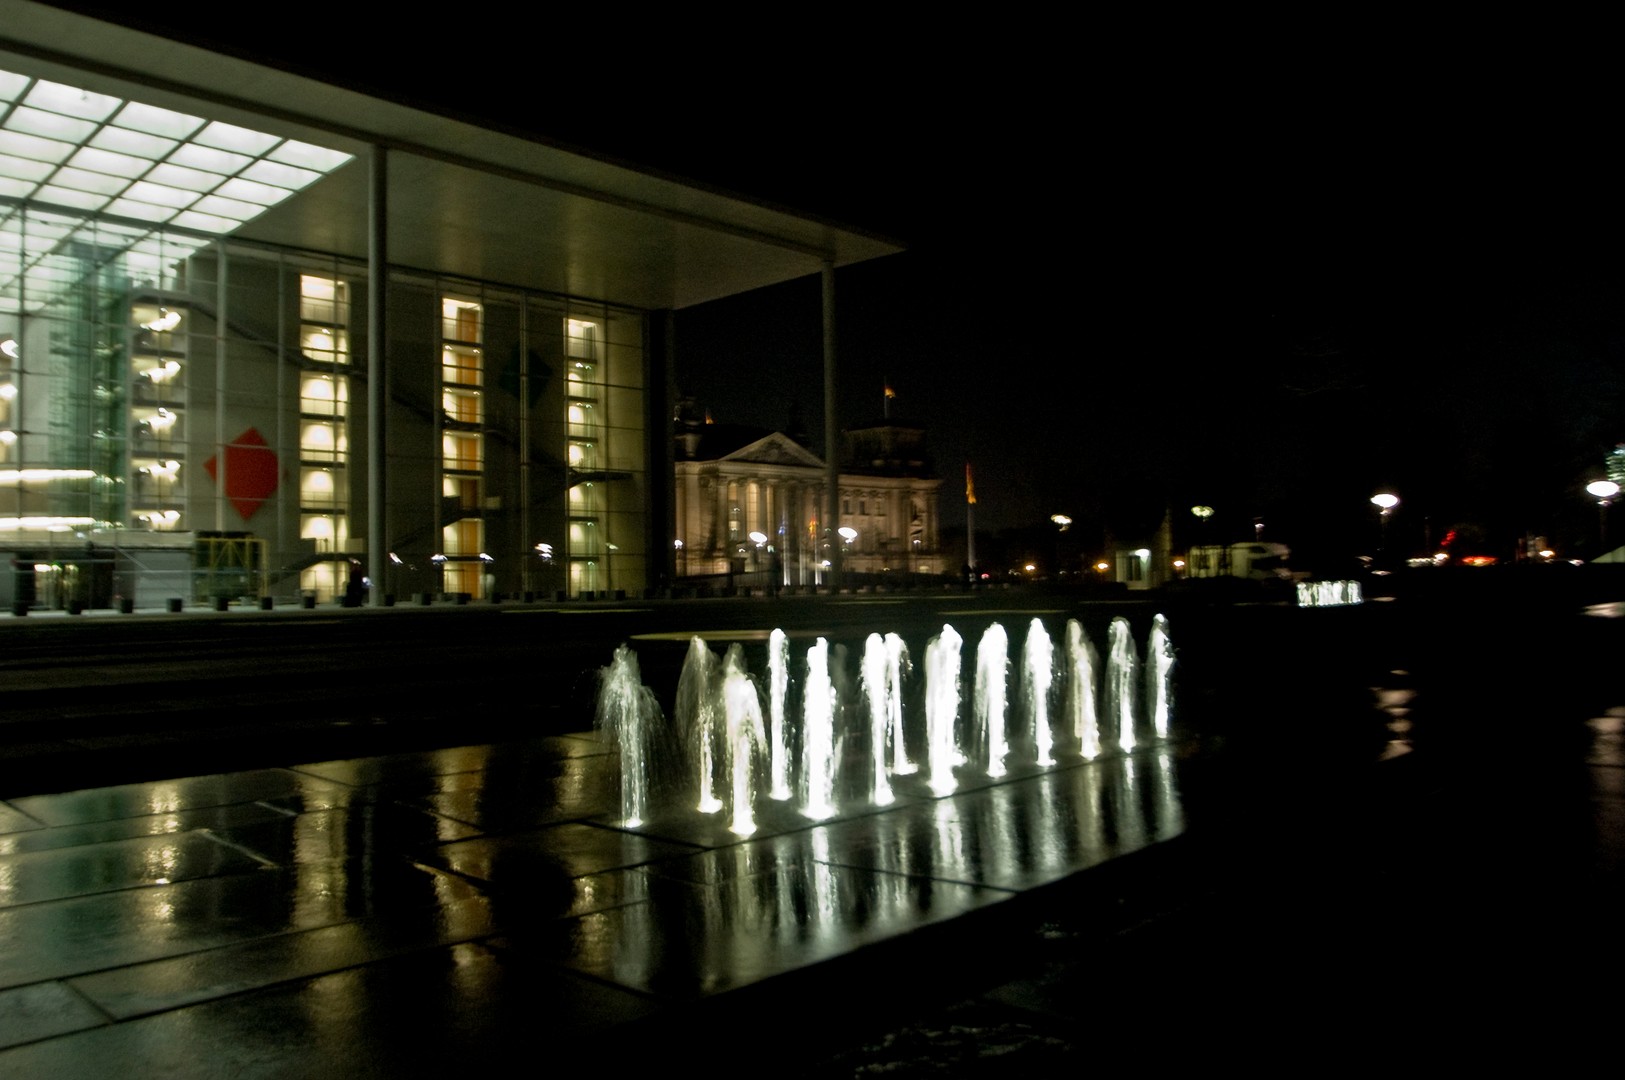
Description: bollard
xmin=119 ymin=597 xmax=134 ymax=614
xmin=167 ymin=598 xmax=183 ymax=613
xmin=215 ymin=596 xmax=230 ymax=612
xmin=260 ymin=595 xmax=274 ymax=611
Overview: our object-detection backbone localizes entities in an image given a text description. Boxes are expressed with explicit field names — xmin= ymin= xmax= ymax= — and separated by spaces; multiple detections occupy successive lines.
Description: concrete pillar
xmin=367 ymin=145 xmax=388 ymax=606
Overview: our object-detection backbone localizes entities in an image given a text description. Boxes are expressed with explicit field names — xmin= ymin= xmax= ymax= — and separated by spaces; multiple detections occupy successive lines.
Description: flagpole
xmin=965 ymin=461 xmax=976 ymax=573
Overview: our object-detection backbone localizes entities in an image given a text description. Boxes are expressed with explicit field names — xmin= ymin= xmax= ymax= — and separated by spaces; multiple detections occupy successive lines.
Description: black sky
xmin=36 ymin=5 xmax=1625 ymax=560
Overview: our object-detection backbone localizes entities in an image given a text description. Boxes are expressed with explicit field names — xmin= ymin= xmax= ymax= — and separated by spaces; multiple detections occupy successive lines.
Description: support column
xmin=822 ymin=259 xmax=838 ymax=591
xmin=215 ymin=238 xmax=227 ymax=532
xmin=367 ymin=145 xmax=388 ymax=606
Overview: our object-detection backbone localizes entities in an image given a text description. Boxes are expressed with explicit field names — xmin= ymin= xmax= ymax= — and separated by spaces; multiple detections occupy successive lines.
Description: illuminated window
xmin=300 ymin=275 xmax=349 ymax=364
xmin=442 ymin=517 xmax=482 ymax=556
xmin=566 ymin=317 xmax=599 ymax=361
xmin=443 ymin=298 xmax=482 ymax=342
xmin=300 ymin=420 xmax=345 ymax=461
xmin=300 ymin=466 xmax=342 ymax=507
xmin=300 ymin=274 xmax=348 ymax=321
xmin=443 ymin=389 xmax=481 ymax=425
xmin=443 ymin=432 xmax=482 ymax=471
xmin=443 ymin=475 xmax=481 ymax=511
xmin=300 ymin=374 xmax=346 ymax=416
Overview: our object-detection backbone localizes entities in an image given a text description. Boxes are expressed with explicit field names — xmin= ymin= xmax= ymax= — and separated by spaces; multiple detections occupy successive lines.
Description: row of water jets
xmin=597 ymin=614 xmax=1175 ymax=836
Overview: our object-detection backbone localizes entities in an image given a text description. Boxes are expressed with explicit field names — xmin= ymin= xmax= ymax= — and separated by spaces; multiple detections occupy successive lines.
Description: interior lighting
xmin=142 ymin=360 xmax=182 ymax=382
xmin=0 ymin=338 xmax=17 ymax=359
xmin=141 ymin=308 xmax=181 ymax=332
xmin=0 ymin=383 xmax=16 ymax=400
xmin=1 ymin=516 xmax=96 ymax=530
xmin=0 ymin=430 xmax=16 ymax=445
xmin=2 ymin=468 xmax=96 ymax=482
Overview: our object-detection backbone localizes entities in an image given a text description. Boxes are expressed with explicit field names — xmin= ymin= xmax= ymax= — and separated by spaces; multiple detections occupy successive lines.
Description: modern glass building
xmin=0 ymin=2 xmax=898 ymax=607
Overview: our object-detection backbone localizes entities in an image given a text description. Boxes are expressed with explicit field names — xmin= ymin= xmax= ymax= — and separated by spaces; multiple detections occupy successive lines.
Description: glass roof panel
xmin=89 ymin=126 xmax=178 ymax=160
xmin=166 ymin=142 xmax=252 ymax=175
xmin=0 ymin=130 xmax=76 ymax=164
xmin=145 ymin=162 xmax=223 ymax=193
xmin=268 ymin=140 xmax=352 ymax=172
xmin=171 ymin=209 xmax=244 ymax=233
xmin=24 ymin=80 xmax=120 ymax=121
xmin=193 ymin=121 xmax=279 ymax=156
xmin=67 ymin=146 xmax=151 ymax=179
xmin=7 ymin=105 xmax=98 ymax=143
xmin=112 ymin=101 xmax=205 ymax=140
xmin=0 ymin=176 xmax=32 ymax=198
xmin=102 ymin=198 xmax=176 ymax=223
xmin=0 ymin=70 xmax=29 ymax=102
xmin=33 ymin=185 xmax=110 ymax=212
xmin=124 ymin=180 xmax=201 ymax=210
xmin=49 ymin=167 xmax=128 ymax=196
xmin=238 ymin=159 xmax=320 ymax=190
xmin=0 ymin=153 xmax=54 ymax=182
xmin=191 ymin=193 xmax=264 ymax=221
xmin=214 ymin=177 xmax=295 ymax=206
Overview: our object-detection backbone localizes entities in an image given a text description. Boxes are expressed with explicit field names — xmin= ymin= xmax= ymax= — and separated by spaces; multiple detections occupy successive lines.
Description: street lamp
xmin=1190 ymin=505 xmax=1213 ymax=577
xmin=1050 ymin=514 xmax=1071 ymax=577
xmin=1586 ymin=480 xmax=1619 ymax=554
xmin=1371 ymin=492 xmax=1399 ymax=562
xmin=749 ymin=530 xmax=768 ymax=584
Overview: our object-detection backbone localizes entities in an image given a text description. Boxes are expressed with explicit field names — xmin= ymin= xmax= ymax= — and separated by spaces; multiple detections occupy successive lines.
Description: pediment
xmin=722 ymin=433 xmax=826 ymax=468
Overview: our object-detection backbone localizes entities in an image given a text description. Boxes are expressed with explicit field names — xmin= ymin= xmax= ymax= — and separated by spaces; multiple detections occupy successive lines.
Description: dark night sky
xmin=39 ymin=5 xmax=1625 ymax=562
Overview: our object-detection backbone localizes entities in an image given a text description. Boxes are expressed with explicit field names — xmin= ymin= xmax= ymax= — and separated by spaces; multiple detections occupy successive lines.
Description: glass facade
xmin=1 ymin=202 xmax=649 ymax=607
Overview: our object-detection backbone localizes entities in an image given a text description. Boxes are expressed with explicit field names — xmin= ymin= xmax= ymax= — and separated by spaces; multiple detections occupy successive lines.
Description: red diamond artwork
xmin=205 ymin=427 xmax=280 ymax=521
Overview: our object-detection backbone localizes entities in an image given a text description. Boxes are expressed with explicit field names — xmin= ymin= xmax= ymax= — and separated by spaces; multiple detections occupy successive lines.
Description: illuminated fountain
xmin=1064 ymin=619 xmax=1102 ymax=759
xmin=676 ymin=637 xmax=723 ymax=814
xmin=924 ymin=624 xmax=965 ymax=795
xmin=596 ymin=614 xmax=1174 ymax=831
xmin=861 ymin=634 xmax=897 ymax=806
xmin=800 ymin=637 xmax=838 ymax=820
xmin=1024 ymin=618 xmax=1056 ymax=766
xmin=1146 ymin=613 xmax=1175 ymax=742
xmin=722 ymin=654 xmax=767 ymax=836
xmin=595 ymin=645 xmax=660 ymax=827
xmin=767 ymin=628 xmax=793 ymax=800
xmin=974 ymin=623 xmax=1010 ymax=778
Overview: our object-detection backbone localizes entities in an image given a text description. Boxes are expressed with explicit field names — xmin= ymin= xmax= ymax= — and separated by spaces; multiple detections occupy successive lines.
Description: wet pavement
xmin=0 ymin=730 xmax=1187 ymax=1076
xmin=2 ymin=582 xmax=1623 ymax=1074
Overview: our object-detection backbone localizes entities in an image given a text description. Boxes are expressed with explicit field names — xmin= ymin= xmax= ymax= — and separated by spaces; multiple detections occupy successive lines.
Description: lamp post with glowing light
xmin=1586 ymin=480 xmax=1619 ymax=555
xmin=1190 ymin=505 xmax=1214 ymax=577
xmin=1050 ymin=513 xmax=1071 ymax=578
xmin=749 ymin=530 xmax=768 ymax=590
xmin=1371 ymin=492 xmax=1399 ymax=564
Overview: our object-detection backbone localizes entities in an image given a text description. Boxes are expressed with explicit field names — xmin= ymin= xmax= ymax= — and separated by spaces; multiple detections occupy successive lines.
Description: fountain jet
xmin=595 ymin=645 xmax=660 ymax=827
xmin=924 ymin=624 xmax=964 ymax=795
xmin=1024 ymin=618 xmax=1056 ymax=766
xmin=975 ymin=623 xmax=1010 ymax=777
